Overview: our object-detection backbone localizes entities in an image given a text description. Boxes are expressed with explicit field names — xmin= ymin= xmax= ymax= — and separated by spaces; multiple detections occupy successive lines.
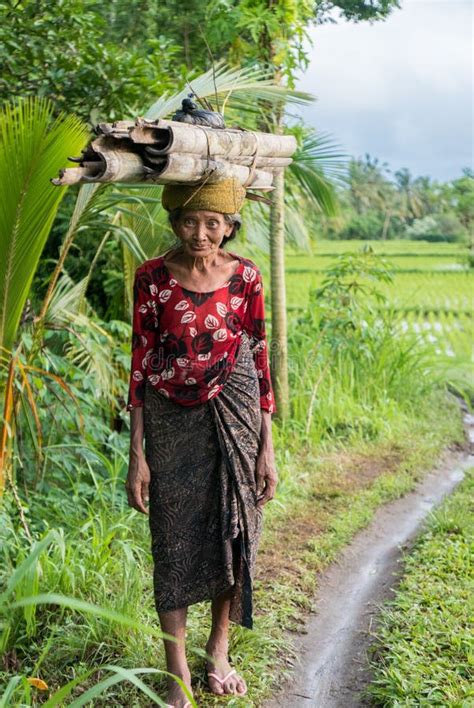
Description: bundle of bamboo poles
xmin=51 ymin=118 xmax=297 ymax=191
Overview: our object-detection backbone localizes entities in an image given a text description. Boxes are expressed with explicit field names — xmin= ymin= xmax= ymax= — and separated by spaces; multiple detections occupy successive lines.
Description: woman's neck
xmin=174 ymin=246 xmax=223 ymax=274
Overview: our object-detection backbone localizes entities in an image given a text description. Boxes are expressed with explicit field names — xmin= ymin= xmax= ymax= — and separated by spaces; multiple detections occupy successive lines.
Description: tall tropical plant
xmin=0 ymin=97 xmax=89 ymax=493
xmin=394 ymin=167 xmax=424 ymax=224
xmin=104 ymin=185 xmax=175 ymax=318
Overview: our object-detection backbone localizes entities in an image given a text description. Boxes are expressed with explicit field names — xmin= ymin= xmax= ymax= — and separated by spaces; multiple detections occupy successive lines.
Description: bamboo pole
xmin=144 ymin=153 xmax=274 ymax=188
xmin=130 ymin=119 xmax=297 ymax=158
xmin=145 ymin=146 xmax=292 ymax=169
xmin=52 ymin=154 xmax=275 ymax=188
xmin=51 ymin=117 xmax=298 ymax=193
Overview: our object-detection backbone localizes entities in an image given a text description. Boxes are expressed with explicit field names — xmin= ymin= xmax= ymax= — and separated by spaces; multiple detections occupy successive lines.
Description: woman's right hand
xmin=125 ymin=450 xmax=151 ymax=514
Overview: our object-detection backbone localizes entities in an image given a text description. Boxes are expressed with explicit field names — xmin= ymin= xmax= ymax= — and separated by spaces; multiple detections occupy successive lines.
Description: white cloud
xmin=294 ymin=0 xmax=473 ymax=181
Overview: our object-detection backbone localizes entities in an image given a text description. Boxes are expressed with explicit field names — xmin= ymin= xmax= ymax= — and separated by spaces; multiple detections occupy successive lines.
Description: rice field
xmin=284 ymin=240 xmax=474 ymax=381
xmin=290 ymin=239 xmax=467 ymax=256
xmin=285 ymin=271 xmax=472 ymax=313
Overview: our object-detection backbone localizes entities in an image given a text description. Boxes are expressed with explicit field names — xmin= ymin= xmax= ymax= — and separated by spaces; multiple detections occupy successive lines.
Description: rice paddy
xmin=284 ymin=240 xmax=473 ymax=379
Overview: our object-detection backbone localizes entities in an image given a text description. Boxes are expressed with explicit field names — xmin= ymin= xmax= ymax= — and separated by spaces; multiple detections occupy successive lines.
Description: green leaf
xmin=0 ymin=530 xmax=58 ymax=604
xmin=67 ymin=666 xmax=181 ymax=708
xmin=8 ymin=593 xmax=166 ymax=641
xmin=0 ymin=97 xmax=90 ymax=357
xmin=144 ymin=59 xmax=313 ymax=120
xmin=0 ymin=675 xmax=23 ymax=708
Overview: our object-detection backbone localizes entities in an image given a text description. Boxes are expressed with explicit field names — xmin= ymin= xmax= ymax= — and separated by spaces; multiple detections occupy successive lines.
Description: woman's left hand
xmin=255 ymin=411 xmax=278 ymax=507
xmin=255 ymin=445 xmax=278 ymax=507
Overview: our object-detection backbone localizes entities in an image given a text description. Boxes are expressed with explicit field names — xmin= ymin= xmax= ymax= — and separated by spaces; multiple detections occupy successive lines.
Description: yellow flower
xmin=27 ymin=677 xmax=49 ymax=691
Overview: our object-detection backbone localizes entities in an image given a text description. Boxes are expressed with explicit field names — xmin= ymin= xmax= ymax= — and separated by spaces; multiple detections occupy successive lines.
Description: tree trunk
xmin=259 ymin=41 xmax=289 ymax=418
xmin=270 ymin=163 xmax=289 ymax=419
xmin=381 ymin=207 xmax=392 ymax=240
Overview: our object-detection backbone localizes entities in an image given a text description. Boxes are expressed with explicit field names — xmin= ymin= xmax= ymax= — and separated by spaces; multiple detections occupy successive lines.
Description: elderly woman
xmin=125 ymin=178 xmax=278 ymax=707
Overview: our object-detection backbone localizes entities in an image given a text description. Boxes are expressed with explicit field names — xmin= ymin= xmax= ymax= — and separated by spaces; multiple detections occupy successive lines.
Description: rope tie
xmin=243 ymin=132 xmax=259 ymax=188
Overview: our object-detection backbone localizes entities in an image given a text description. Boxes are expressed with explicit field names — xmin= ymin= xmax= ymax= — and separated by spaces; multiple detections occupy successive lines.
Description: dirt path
xmin=265 ymin=412 xmax=474 ymax=708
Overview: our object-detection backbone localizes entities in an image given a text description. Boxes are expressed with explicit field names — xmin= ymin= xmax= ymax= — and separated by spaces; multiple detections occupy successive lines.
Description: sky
xmin=294 ymin=0 xmax=473 ymax=183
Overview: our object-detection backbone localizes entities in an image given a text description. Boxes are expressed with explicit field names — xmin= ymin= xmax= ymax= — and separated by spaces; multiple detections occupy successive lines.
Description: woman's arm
xmin=125 ymin=407 xmax=150 ymax=515
xmin=242 ymin=268 xmax=278 ymax=505
xmin=125 ymin=266 xmax=155 ymax=513
xmin=255 ymin=410 xmax=278 ymax=507
xmin=127 ymin=265 xmax=158 ymax=411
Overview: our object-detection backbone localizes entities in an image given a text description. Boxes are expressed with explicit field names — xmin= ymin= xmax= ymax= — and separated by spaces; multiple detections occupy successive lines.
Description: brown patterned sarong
xmin=143 ymin=332 xmax=263 ymax=628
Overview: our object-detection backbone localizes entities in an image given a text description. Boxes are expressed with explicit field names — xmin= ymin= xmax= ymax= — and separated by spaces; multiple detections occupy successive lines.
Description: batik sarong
xmin=143 ymin=332 xmax=263 ymax=628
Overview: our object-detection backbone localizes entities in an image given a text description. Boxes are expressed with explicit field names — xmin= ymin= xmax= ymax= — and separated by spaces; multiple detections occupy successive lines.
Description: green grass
xmin=287 ymin=239 xmax=468 ymax=256
xmin=365 ymin=468 xmax=474 ymax=706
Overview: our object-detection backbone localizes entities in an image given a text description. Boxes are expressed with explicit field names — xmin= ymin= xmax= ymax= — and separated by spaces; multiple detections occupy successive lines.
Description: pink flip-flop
xmin=207 ymin=668 xmax=248 ymax=696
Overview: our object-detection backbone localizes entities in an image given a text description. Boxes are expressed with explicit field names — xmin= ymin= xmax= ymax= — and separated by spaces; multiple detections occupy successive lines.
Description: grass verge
xmin=363 ymin=467 xmax=473 ymax=706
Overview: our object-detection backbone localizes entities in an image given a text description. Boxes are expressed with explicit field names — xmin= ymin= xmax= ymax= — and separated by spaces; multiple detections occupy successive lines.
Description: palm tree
xmin=394 ymin=167 xmax=424 ymax=225
xmin=277 ymin=128 xmax=346 ymax=411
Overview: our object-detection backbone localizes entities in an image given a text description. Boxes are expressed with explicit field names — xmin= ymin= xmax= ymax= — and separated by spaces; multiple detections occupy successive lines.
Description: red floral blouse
xmin=126 ymin=252 xmax=276 ymax=413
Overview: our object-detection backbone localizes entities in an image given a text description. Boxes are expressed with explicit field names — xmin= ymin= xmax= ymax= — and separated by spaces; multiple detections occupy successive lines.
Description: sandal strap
xmin=207 ymin=668 xmax=237 ymax=685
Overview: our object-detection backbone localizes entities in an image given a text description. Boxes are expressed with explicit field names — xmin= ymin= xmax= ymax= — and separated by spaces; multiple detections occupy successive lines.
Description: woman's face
xmin=172 ymin=210 xmax=232 ymax=257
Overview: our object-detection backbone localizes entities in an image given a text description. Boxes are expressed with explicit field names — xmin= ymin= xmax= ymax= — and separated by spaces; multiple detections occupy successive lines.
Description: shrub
xmin=406 ymin=213 xmax=466 ymax=243
xmin=287 ymin=247 xmax=441 ymax=442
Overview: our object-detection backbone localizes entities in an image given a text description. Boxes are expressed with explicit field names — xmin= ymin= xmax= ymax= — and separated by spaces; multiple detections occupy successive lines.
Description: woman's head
xmin=162 ymin=178 xmax=246 ymax=256
xmin=168 ymin=208 xmax=242 ymax=256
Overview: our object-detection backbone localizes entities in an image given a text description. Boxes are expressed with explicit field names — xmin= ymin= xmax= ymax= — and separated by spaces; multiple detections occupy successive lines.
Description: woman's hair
xmin=167 ymin=208 xmax=242 ymax=246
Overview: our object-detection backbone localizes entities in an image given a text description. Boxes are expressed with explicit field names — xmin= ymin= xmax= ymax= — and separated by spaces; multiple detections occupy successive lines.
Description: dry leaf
xmin=27 ymin=677 xmax=49 ymax=691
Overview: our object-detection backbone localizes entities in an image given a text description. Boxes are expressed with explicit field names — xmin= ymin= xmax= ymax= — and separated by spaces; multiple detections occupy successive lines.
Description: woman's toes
xmin=237 ymin=678 xmax=247 ymax=694
xmin=227 ymin=678 xmax=237 ymax=693
xmin=224 ymin=677 xmax=236 ymax=694
xmin=208 ymin=676 xmax=224 ymax=695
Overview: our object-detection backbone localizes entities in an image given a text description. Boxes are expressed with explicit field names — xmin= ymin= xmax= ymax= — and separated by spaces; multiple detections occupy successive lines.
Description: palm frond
xmin=240 ymin=200 xmax=272 ymax=254
xmin=284 ymin=201 xmax=312 ymax=251
xmin=105 ymin=185 xmax=175 ymax=315
xmin=0 ymin=98 xmax=90 ymax=356
xmin=109 ymin=224 xmax=149 ymax=263
xmin=286 ymin=129 xmax=348 ymax=217
xmin=66 ymin=183 xmax=106 ymax=237
xmin=38 ymin=183 xmax=109 ymax=323
xmin=145 ymin=60 xmax=314 ymax=121
xmin=36 ymin=270 xmax=123 ymax=406
xmin=241 ymin=131 xmax=344 ymax=254
xmin=62 ymin=314 xmax=119 ymax=404
xmin=46 ymin=274 xmax=90 ymax=325
xmin=115 ymin=186 xmax=169 ymax=257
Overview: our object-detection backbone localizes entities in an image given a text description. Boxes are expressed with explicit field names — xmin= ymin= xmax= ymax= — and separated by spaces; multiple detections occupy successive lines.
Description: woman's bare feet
xmin=165 ymin=668 xmax=193 ymax=707
xmin=205 ymin=639 xmax=247 ymax=696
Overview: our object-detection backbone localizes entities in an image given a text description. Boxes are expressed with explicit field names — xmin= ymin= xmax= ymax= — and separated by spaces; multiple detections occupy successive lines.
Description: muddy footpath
xmin=265 ymin=410 xmax=474 ymax=708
